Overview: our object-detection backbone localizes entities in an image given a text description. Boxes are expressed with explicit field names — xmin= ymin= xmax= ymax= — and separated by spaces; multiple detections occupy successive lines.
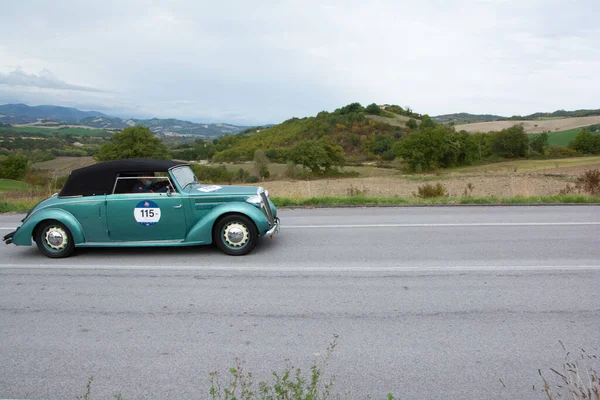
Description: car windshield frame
xmin=170 ymin=165 xmax=198 ymax=189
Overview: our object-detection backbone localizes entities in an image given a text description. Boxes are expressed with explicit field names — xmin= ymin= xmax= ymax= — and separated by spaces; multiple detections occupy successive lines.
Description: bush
xmin=414 ymin=183 xmax=449 ymax=198
xmin=191 ymin=165 xmax=234 ymax=184
xmin=559 ymin=169 xmax=600 ymax=195
xmin=547 ymin=146 xmax=581 ymax=158
xmin=283 ymin=162 xmax=308 ymax=180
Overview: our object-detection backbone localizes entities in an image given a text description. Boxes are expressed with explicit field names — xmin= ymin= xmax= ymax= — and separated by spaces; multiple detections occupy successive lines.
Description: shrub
xmin=559 ymin=169 xmax=600 ymax=195
xmin=347 ymin=184 xmax=368 ymax=196
xmin=547 ymin=146 xmax=581 ymax=158
xmin=414 ymin=183 xmax=449 ymax=198
xmin=283 ymin=162 xmax=308 ymax=180
xmin=192 ymin=164 xmax=234 ymax=184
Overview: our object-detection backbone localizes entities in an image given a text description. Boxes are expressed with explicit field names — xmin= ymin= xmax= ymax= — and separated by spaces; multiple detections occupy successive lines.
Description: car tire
xmin=35 ymin=220 xmax=75 ymax=258
xmin=213 ymin=214 xmax=258 ymax=256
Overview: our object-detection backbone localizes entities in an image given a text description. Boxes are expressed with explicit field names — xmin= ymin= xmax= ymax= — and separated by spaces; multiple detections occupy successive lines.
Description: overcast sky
xmin=0 ymin=0 xmax=598 ymax=125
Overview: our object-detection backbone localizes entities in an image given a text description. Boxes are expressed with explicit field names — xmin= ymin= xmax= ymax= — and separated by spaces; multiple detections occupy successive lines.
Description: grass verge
xmin=271 ymin=195 xmax=600 ymax=207
xmin=1 ymin=195 xmax=599 ymax=214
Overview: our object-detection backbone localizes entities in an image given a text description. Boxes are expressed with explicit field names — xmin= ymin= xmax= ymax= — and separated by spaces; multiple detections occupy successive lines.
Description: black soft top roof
xmin=59 ymin=158 xmax=188 ymax=197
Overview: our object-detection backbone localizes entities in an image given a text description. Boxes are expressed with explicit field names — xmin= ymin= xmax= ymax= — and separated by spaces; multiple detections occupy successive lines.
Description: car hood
xmin=183 ymin=184 xmax=260 ymax=197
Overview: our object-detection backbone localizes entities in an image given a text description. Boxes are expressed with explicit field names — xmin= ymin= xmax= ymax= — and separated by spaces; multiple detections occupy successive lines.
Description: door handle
xmin=173 ymin=204 xmax=182 ymax=209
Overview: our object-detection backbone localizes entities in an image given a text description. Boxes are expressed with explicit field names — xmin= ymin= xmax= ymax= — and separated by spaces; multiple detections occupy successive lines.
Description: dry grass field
xmin=29 ymin=156 xmax=600 ymax=199
xmin=248 ymin=157 xmax=600 ymax=198
xmin=456 ymin=116 xmax=600 ymax=133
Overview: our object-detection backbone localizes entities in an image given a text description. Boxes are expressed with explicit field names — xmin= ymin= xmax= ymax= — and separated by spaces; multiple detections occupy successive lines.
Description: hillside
xmin=456 ymin=116 xmax=600 ymax=133
xmin=0 ymin=103 xmax=248 ymax=138
xmin=0 ymin=104 xmax=108 ymax=124
xmin=208 ymin=103 xmax=416 ymax=163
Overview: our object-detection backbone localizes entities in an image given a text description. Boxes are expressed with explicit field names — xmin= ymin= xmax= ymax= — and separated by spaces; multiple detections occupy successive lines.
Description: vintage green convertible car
xmin=3 ymin=158 xmax=280 ymax=257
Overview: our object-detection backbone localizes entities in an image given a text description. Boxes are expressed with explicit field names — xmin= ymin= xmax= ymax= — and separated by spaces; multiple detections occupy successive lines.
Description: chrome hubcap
xmin=45 ymin=227 xmax=67 ymax=250
xmin=223 ymin=223 xmax=249 ymax=247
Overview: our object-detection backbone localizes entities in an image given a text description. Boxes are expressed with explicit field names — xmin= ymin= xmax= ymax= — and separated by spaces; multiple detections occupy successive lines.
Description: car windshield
xmin=170 ymin=165 xmax=198 ymax=188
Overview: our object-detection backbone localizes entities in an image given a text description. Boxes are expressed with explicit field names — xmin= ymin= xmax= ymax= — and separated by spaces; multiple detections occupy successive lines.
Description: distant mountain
xmin=432 ymin=113 xmax=505 ymax=124
xmin=0 ymin=104 xmax=108 ymax=124
xmin=0 ymin=103 xmax=248 ymax=138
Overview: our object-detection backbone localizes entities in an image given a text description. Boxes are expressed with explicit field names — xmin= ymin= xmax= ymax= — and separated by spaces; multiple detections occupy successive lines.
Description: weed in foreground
xmin=538 ymin=343 xmax=599 ymax=400
xmin=413 ymin=183 xmax=449 ymax=198
xmin=208 ymin=334 xmax=397 ymax=400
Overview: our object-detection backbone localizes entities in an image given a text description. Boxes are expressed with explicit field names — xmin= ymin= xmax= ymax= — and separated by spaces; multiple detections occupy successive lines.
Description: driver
xmin=132 ymin=178 xmax=172 ymax=193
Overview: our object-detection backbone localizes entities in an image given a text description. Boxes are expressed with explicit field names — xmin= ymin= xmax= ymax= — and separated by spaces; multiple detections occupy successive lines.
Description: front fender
xmin=185 ymin=202 xmax=270 ymax=244
xmin=12 ymin=208 xmax=86 ymax=246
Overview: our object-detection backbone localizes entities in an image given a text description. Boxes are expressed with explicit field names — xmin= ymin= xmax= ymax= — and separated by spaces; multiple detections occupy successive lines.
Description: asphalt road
xmin=1 ymin=206 xmax=599 ymax=399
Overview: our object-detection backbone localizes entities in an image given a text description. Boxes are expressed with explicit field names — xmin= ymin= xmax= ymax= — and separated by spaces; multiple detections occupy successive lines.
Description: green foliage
xmin=0 ymin=154 xmax=30 ymax=179
xmin=253 ymin=149 xmax=270 ymax=178
xmin=393 ymin=123 xmax=476 ymax=172
xmin=365 ymin=103 xmax=382 ymax=115
xmin=419 ymin=115 xmax=436 ymax=130
xmin=283 ymin=162 xmax=308 ymax=180
xmin=209 ymin=335 xmax=343 ymax=400
xmin=191 ymin=164 xmax=234 ymax=184
xmin=414 ymin=183 xmax=449 ymax=198
xmin=569 ymin=129 xmax=600 ymax=154
xmin=530 ymin=132 xmax=549 ymax=154
xmin=95 ymin=126 xmax=170 ymax=161
xmin=406 ymin=118 xmax=418 ymax=130
xmin=288 ymin=138 xmax=344 ymax=174
xmin=547 ymin=146 xmax=581 ymax=158
xmin=491 ymin=125 xmax=529 ymax=158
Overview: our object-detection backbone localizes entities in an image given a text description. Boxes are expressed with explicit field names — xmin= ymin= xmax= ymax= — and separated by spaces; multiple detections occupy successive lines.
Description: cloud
xmin=0 ymin=1 xmax=599 ymax=124
xmin=0 ymin=67 xmax=103 ymax=92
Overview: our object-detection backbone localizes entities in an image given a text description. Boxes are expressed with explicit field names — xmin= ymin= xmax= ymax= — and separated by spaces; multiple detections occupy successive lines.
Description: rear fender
xmin=11 ymin=209 xmax=86 ymax=246
xmin=185 ymin=203 xmax=270 ymax=244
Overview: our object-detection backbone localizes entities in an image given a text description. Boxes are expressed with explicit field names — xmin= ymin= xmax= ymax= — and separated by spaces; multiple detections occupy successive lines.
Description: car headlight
xmin=246 ymin=195 xmax=262 ymax=206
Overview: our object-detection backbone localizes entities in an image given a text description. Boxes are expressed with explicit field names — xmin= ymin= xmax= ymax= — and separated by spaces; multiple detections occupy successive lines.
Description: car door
xmin=106 ymin=192 xmax=186 ymax=242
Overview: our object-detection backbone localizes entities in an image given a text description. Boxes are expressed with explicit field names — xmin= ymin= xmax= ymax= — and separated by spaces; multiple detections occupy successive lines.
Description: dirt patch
xmin=457 ymin=116 xmax=600 ymax=133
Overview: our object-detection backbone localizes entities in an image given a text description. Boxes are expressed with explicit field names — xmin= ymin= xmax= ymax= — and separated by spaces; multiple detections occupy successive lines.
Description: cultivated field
xmin=456 ymin=116 xmax=600 ymax=133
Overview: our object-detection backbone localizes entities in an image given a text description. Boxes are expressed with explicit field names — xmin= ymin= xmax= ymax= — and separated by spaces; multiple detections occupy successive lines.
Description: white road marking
xmin=1 ymin=264 xmax=600 ymax=272
xmin=284 ymin=222 xmax=600 ymax=228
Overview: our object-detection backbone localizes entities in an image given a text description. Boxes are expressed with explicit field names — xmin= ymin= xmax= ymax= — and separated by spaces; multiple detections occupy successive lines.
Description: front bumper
xmin=3 ymin=230 xmax=16 ymax=245
xmin=266 ymin=217 xmax=280 ymax=237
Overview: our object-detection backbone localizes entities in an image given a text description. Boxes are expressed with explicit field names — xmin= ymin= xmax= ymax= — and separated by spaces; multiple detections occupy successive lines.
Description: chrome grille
xmin=259 ymin=190 xmax=274 ymax=225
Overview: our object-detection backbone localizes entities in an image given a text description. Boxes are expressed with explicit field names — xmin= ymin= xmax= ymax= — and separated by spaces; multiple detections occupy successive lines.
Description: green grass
xmin=271 ymin=194 xmax=600 ymax=207
xmin=9 ymin=126 xmax=111 ymax=137
xmin=543 ymin=127 xmax=599 ymax=147
xmin=445 ymin=156 xmax=600 ymax=173
xmin=366 ymin=113 xmax=412 ymax=127
xmin=0 ymin=179 xmax=29 ymax=191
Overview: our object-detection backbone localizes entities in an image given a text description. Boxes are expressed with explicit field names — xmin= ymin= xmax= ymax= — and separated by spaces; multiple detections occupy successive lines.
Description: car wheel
xmin=35 ymin=221 xmax=75 ymax=258
xmin=213 ymin=214 xmax=258 ymax=256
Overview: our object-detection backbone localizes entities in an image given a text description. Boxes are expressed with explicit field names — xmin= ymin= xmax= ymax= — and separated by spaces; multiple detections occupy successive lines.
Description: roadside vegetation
xmin=2 ymin=102 xmax=600 ymax=212
xmin=71 ymin=336 xmax=598 ymax=400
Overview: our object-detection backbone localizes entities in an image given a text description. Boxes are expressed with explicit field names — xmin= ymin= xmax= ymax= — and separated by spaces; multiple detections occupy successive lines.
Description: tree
xmin=253 ymin=149 xmax=270 ymax=178
xmin=570 ymin=129 xmax=600 ymax=154
xmin=288 ymin=138 xmax=344 ymax=174
xmin=0 ymin=154 xmax=29 ymax=180
xmin=406 ymin=119 xmax=418 ymax=130
xmin=365 ymin=103 xmax=382 ymax=115
xmin=491 ymin=125 xmax=529 ymax=158
xmin=95 ymin=126 xmax=170 ymax=161
xmin=530 ymin=132 xmax=549 ymax=155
